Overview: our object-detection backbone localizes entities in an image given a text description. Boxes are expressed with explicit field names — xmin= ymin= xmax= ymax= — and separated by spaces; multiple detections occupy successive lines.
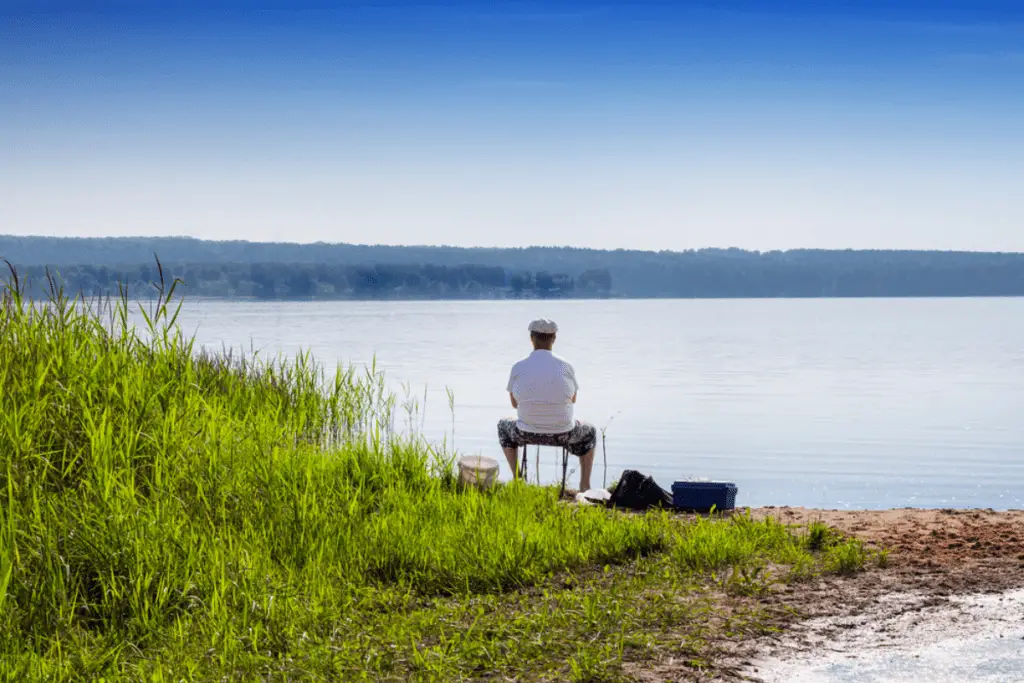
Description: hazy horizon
xmin=4 ymin=1 xmax=1024 ymax=252
xmin=8 ymin=233 xmax=1024 ymax=258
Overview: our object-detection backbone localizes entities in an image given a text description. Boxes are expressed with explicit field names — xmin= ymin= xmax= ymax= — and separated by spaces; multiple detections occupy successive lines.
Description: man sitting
xmin=497 ymin=318 xmax=597 ymax=492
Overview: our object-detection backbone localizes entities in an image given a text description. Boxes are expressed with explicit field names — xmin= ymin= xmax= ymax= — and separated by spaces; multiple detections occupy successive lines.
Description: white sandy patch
xmin=748 ymin=589 xmax=1024 ymax=683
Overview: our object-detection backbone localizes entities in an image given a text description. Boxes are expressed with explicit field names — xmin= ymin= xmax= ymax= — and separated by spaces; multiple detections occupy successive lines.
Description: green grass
xmin=0 ymin=266 xmax=878 ymax=682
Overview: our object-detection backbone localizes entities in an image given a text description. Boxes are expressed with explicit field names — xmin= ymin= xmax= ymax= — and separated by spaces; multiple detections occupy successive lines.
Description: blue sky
xmin=3 ymin=1 xmax=1023 ymax=250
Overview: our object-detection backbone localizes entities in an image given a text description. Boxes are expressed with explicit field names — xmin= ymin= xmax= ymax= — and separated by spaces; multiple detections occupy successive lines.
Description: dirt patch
xmin=630 ymin=507 xmax=1024 ymax=682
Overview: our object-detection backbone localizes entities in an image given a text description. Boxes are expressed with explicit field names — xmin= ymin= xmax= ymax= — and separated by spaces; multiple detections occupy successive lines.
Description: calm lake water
xmin=166 ymin=297 xmax=1024 ymax=510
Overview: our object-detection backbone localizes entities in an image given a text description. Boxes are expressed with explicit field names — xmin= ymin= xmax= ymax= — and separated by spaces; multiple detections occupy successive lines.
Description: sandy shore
xmin=749 ymin=588 xmax=1024 ymax=682
xmin=612 ymin=506 xmax=1024 ymax=682
xmin=738 ymin=507 xmax=1024 ymax=682
xmin=756 ymin=507 xmax=1024 ymax=595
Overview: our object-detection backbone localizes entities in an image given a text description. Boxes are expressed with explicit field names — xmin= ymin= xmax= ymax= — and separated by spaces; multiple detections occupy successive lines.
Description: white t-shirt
xmin=506 ymin=349 xmax=579 ymax=434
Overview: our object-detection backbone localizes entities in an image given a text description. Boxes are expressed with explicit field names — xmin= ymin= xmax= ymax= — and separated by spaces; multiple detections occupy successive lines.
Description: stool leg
xmin=520 ymin=445 xmax=528 ymax=481
xmin=559 ymin=447 xmax=569 ymax=499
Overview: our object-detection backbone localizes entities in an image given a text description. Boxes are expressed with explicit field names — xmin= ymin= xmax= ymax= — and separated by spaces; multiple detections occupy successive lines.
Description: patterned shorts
xmin=497 ymin=418 xmax=598 ymax=457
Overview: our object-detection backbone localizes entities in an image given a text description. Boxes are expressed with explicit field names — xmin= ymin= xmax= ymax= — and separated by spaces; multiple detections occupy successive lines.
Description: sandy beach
xmin=739 ymin=508 xmax=1024 ymax=682
xmin=632 ymin=507 xmax=1024 ymax=682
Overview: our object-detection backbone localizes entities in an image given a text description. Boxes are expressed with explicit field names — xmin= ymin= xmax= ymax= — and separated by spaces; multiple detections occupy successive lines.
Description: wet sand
xmin=743 ymin=508 xmax=1024 ymax=683
xmin=750 ymin=588 xmax=1024 ymax=682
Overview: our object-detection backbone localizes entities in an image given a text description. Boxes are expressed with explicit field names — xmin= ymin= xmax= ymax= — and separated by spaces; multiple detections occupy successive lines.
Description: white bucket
xmin=457 ymin=455 xmax=499 ymax=490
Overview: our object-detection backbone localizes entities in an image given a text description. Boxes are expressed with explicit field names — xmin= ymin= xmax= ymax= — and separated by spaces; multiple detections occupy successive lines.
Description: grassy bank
xmin=0 ymin=268 xmax=878 ymax=682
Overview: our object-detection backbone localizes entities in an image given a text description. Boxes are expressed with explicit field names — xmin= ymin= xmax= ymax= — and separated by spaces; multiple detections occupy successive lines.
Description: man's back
xmin=506 ymin=349 xmax=578 ymax=434
xmin=498 ymin=318 xmax=596 ymax=491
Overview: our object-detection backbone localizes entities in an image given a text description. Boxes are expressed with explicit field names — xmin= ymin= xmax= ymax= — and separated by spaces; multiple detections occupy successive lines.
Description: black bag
xmin=607 ymin=470 xmax=674 ymax=511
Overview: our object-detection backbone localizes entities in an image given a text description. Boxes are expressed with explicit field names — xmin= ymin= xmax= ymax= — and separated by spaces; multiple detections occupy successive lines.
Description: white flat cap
xmin=528 ymin=318 xmax=558 ymax=334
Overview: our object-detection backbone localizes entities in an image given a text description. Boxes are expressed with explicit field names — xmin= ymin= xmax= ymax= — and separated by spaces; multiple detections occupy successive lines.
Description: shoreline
xmin=629 ymin=507 xmax=1024 ymax=682
xmin=732 ymin=507 xmax=1024 ymax=682
xmin=749 ymin=588 xmax=1024 ymax=682
xmin=581 ymin=505 xmax=1024 ymax=683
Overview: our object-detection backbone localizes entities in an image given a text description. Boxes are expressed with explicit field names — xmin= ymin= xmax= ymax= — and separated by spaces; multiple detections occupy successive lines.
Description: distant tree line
xmin=2 ymin=235 xmax=1024 ymax=299
xmin=4 ymin=262 xmax=613 ymax=300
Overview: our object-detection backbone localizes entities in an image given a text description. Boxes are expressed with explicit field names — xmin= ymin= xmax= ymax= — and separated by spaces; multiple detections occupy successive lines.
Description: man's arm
xmin=507 ymin=363 xmax=522 ymax=409
xmin=570 ymin=391 xmax=577 ymax=404
xmin=507 ymin=367 xmax=518 ymax=409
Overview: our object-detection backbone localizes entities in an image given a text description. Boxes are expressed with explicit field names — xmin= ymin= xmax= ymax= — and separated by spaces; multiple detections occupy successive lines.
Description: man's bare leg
xmin=578 ymin=449 xmax=595 ymax=492
xmin=503 ymin=447 xmax=521 ymax=480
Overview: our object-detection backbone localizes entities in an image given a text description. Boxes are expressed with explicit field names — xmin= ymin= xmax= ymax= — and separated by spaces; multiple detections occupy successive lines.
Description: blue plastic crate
xmin=671 ymin=481 xmax=738 ymax=512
